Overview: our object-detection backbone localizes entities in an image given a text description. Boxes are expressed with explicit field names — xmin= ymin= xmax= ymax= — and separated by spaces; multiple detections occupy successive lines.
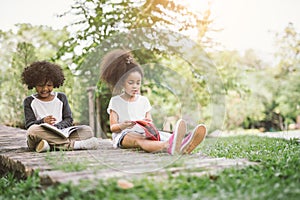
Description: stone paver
xmin=0 ymin=125 xmax=257 ymax=186
xmin=210 ymin=129 xmax=300 ymax=142
xmin=257 ymin=131 xmax=300 ymax=142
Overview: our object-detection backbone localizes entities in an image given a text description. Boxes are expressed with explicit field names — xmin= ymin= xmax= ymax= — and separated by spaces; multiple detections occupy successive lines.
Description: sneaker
xmin=75 ymin=137 xmax=99 ymax=150
xmin=180 ymin=124 xmax=206 ymax=154
xmin=36 ymin=139 xmax=50 ymax=153
xmin=167 ymin=119 xmax=186 ymax=155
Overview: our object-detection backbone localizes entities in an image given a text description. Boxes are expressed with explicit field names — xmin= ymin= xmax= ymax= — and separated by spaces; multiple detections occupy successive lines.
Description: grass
xmin=45 ymin=150 xmax=88 ymax=172
xmin=0 ymin=135 xmax=299 ymax=200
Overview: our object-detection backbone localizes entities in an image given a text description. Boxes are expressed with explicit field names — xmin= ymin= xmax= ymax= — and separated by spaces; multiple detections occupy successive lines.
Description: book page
xmin=40 ymin=123 xmax=83 ymax=138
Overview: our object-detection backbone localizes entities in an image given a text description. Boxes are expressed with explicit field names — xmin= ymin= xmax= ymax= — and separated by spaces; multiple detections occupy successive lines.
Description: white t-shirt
xmin=31 ymin=92 xmax=63 ymax=124
xmin=107 ymin=95 xmax=151 ymax=122
xmin=107 ymin=94 xmax=151 ymax=133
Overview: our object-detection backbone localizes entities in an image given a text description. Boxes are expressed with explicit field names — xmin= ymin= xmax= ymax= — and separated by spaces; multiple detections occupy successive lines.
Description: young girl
xmin=100 ymin=49 xmax=206 ymax=155
xmin=22 ymin=61 xmax=99 ymax=152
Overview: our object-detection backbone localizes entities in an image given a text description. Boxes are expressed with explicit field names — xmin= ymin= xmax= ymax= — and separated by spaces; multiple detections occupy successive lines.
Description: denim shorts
xmin=112 ymin=129 xmax=144 ymax=148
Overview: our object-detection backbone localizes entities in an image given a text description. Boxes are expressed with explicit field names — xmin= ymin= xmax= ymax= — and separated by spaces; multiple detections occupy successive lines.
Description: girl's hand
xmin=143 ymin=118 xmax=152 ymax=123
xmin=120 ymin=121 xmax=136 ymax=130
xmin=44 ymin=115 xmax=56 ymax=125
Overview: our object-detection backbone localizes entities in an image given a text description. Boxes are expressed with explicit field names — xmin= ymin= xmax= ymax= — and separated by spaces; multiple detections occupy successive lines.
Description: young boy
xmin=22 ymin=61 xmax=99 ymax=152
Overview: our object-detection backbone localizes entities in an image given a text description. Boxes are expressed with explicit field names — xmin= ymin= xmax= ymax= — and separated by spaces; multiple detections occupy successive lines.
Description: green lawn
xmin=1 ymin=135 xmax=299 ymax=200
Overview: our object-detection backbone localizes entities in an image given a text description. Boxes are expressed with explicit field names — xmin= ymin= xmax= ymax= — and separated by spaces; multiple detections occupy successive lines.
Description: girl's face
xmin=123 ymin=71 xmax=142 ymax=97
xmin=35 ymin=80 xmax=54 ymax=100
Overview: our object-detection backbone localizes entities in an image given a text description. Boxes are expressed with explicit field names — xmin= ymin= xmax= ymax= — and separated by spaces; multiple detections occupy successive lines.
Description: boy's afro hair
xmin=22 ymin=61 xmax=65 ymax=89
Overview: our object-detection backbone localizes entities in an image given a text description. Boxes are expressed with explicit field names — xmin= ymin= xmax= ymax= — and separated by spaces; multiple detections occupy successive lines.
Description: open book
xmin=40 ymin=123 xmax=83 ymax=138
xmin=134 ymin=120 xmax=160 ymax=141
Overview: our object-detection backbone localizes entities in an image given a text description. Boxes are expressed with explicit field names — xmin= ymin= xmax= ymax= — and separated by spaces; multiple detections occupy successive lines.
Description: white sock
xmin=74 ymin=137 xmax=98 ymax=150
xmin=73 ymin=141 xmax=82 ymax=149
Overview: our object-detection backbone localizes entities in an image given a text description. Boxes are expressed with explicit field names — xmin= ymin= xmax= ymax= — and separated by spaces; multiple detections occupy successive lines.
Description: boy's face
xmin=35 ymin=80 xmax=54 ymax=100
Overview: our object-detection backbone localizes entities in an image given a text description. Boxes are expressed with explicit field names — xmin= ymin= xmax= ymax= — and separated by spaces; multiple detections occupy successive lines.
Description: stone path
xmin=257 ymin=131 xmax=300 ymax=142
xmin=210 ymin=129 xmax=300 ymax=142
xmin=0 ymin=125 xmax=258 ymax=186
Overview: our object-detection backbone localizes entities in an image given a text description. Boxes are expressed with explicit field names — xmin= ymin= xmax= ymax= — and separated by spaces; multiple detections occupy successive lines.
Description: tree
xmin=0 ymin=24 xmax=87 ymax=127
xmin=55 ymin=0 xmax=217 ymax=135
xmin=237 ymin=23 xmax=300 ymax=131
xmin=57 ymin=0 xmax=213 ymax=58
xmin=273 ymin=23 xmax=300 ymax=127
xmin=0 ymin=42 xmax=36 ymax=127
xmin=274 ymin=22 xmax=300 ymax=75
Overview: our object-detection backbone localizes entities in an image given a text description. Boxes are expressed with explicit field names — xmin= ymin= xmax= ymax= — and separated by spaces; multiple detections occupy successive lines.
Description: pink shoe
xmin=167 ymin=119 xmax=186 ymax=155
xmin=180 ymin=124 xmax=206 ymax=154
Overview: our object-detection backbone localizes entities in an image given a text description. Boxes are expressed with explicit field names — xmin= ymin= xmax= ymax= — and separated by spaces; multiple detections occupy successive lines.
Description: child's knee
xmin=122 ymin=134 xmax=142 ymax=147
xmin=81 ymin=125 xmax=94 ymax=137
xmin=27 ymin=124 xmax=41 ymax=136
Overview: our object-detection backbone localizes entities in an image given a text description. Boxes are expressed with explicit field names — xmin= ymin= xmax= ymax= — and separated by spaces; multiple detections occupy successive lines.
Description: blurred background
xmin=0 ymin=0 xmax=299 ymax=138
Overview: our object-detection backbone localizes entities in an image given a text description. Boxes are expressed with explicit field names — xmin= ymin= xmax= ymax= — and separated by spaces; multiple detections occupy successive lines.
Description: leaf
xmin=117 ymin=179 xmax=134 ymax=189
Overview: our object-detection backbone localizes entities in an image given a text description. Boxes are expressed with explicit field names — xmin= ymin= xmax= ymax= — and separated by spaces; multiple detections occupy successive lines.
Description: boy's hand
xmin=44 ymin=115 xmax=56 ymax=125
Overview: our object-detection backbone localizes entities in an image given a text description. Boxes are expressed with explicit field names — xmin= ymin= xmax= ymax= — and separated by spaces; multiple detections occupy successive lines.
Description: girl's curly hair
xmin=22 ymin=61 xmax=65 ymax=89
xmin=100 ymin=49 xmax=143 ymax=93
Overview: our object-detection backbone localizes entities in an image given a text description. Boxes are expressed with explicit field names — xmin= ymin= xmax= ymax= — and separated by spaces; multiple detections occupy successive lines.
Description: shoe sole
xmin=171 ymin=119 xmax=187 ymax=155
xmin=181 ymin=124 xmax=206 ymax=154
xmin=36 ymin=140 xmax=50 ymax=153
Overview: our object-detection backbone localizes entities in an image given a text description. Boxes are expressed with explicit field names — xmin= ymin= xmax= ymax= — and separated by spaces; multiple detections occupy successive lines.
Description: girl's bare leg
xmin=122 ymin=132 xmax=168 ymax=153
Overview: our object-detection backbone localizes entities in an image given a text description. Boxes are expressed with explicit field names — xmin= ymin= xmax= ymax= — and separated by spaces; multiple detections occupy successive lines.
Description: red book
xmin=135 ymin=120 xmax=160 ymax=141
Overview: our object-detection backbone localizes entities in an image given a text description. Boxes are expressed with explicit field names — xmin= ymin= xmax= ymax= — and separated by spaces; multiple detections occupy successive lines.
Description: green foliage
xmin=0 ymin=172 xmax=42 ymax=199
xmin=241 ymin=23 xmax=300 ymax=131
xmin=0 ymin=42 xmax=37 ymax=127
xmin=277 ymin=71 xmax=300 ymax=121
xmin=95 ymin=81 xmax=111 ymax=135
xmin=209 ymin=24 xmax=300 ymax=131
xmin=272 ymin=23 xmax=300 ymax=125
xmin=45 ymin=151 xmax=88 ymax=172
xmin=57 ymin=0 xmax=212 ymax=61
xmin=54 ymin=0 xmax=216 ymax=134
xmin=199 ymin=136 xmax=300 ymax=199
xmin=2 ymin=1 xmax=299 ymax=134
xmin=143 ymin=55 xmax=211 ymax=128
xmin=1 ymin=136 xmax=299 ymax=199
xmin=0 ymin=24 xmax=89 ymax=127
xmin=209 ymin=50 xmax=265 ymax=130
xmin=274 ymin=22 xmax=300 ymax=76
xmin=0 ymin=1 xmax=217 ymax=134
